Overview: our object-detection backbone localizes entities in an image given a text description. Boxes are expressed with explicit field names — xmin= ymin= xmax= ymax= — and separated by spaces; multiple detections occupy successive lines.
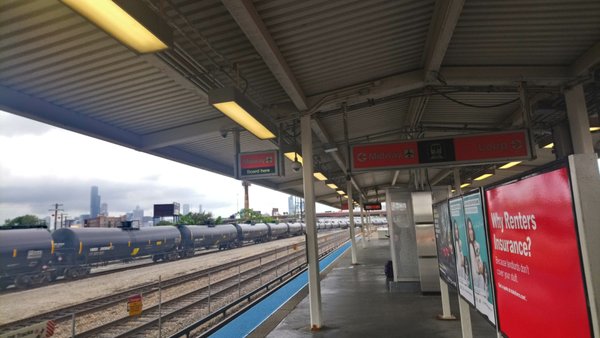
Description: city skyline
xmin=0 ymin=111 xmax=337 ymax=223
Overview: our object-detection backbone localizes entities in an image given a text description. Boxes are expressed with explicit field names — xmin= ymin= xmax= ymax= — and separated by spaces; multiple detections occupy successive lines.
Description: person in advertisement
xmin=450 ymin=197 xmax=475 ymax=305
xmin=464 ymin=192 xmax=495 ymax=325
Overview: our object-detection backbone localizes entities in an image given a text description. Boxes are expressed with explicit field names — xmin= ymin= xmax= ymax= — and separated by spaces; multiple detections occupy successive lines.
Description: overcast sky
xmin=0 ymin=111 xmax=336 ymax=223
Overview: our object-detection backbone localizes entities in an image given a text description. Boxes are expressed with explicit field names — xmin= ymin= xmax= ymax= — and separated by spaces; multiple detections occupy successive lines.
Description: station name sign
xmin=239 ymin=150 xmax=279 ymax=179
xmin=351 ymin=130 xmax=531 ymax=171
xmin=363 ymin=202 xmax=382 ymax=211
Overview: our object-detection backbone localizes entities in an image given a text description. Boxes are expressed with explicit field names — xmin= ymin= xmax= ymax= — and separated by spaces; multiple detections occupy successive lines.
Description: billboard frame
xmin=483 ymin=159 xmax=594 ymax=338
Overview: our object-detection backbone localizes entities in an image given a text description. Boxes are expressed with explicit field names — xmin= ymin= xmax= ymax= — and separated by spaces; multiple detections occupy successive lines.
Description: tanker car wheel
xmin=66 ymin=268 xmax=80 ymax=279
xmin=0 ymin=280 xmax=11 ymax=290
xmin=15 ymin=275 xmax=32 ymax=289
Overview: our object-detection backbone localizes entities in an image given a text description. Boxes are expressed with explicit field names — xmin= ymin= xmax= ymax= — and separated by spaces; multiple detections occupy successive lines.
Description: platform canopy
xmin=1 ymin=0 xmax=599 ymax=207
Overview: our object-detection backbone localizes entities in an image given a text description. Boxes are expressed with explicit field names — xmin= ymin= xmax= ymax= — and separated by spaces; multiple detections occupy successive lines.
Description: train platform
xmin=251 ymin=237 xmax=498 ymax=338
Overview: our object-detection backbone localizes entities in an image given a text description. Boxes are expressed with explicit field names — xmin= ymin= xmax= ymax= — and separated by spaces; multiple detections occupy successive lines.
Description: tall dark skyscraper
xmin=90 ymin=186 xmax=101 ymax=218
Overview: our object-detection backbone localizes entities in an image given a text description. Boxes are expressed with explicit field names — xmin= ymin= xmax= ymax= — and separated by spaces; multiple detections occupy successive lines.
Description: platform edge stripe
xmin=209 ymin=241 xmax=352 ymax=338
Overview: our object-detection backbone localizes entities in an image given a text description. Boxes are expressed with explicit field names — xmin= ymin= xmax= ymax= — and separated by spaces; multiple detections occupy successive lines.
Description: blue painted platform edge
xmin=209 ymin=241 xmax=352 ymax=338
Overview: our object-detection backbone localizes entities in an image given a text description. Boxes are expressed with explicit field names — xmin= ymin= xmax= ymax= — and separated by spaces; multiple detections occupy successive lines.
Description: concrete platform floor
xmin=260 ymin=237 xmax=498 ymax=338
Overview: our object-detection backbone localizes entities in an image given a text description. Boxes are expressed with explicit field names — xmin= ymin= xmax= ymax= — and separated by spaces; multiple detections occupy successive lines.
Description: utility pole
xmin=49 ymin=203 xmax=63 ymax=231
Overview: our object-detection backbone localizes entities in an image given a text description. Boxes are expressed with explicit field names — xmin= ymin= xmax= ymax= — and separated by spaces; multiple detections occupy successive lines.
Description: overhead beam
xmin=403 ymin=96 xmax=430 ymax=128
xmin=306 ymin=70 xmax=424 ymax=112
xmin=0 ymin=85 xmax=141 ymax=149
xmin=221 ymin=0 xmax=308 ymax=111
xmin=277 ymin=178 xmax=305 ymax=190
xmin=140 ymin=54 xmax=209 ymax=102
xmin=439 ymin=66 xmax=571 ymax=87
xmin=141 ymin=117 xmax=235 ymax=150
xmin=422 ymin=0 xmax=465 ymax=81
xmin=570 ymin=42 xmax=600 ymax=77
xmin=150 ymin=147 xmax=232 ymax=177
xmin=310 ymin=118 xmax=365 ymax=200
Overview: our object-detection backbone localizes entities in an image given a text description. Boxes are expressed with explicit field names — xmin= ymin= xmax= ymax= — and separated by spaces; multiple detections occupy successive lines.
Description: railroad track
xmin=0 ymin=232 xmax=346 ymax=337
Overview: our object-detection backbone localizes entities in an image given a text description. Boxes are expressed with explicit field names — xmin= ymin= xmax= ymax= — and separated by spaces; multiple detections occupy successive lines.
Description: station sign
xmin=485 ymin=165 xmax=592 ymax=338
xmin=351 ymin=130 xmax=531 ymax=171
xmin=127 ymin=294 xmax=143 ymax=317
xmin=238 ymin=150 xmax=279 ymax=179
xmin=363 ymin=202 xmax=382 ymax=211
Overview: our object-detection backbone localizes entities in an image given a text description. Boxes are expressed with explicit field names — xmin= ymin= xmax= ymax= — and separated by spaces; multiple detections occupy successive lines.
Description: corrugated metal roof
xmin=256 ymin=0 xmax=435 ymax=96
xmin=1 ymin=0 xmax=599 ymax=208
xmin=422 ymin=92 xmax=520 ymax=128
xmin=444 ymin=0 xmax=600 ymax=66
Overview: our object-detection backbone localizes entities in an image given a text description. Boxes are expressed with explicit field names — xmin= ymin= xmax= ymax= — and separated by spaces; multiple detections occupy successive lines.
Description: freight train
xmin=0 ymin=220 xmax=345 ymax=290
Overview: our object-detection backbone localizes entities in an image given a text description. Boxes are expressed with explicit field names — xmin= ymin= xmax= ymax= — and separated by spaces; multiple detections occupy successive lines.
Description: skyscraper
xmin=100 ymin=203 xmax=108 ymax=216
xmin=90 ymin=186 xmax=101 ymax=218
xmin=182 ymin=204 xmax=190 ymax=215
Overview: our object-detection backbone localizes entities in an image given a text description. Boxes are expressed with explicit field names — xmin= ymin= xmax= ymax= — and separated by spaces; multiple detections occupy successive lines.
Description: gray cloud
xmin=0 ymin=112 xmax=53 ymax=137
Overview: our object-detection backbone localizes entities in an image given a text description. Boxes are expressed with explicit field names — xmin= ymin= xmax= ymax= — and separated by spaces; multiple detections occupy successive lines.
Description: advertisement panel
xmin=463 ymin=192 xmax=496 ymax=325
xmin=448 ymin=197 xmax=474 ymax=305
xmin=485 ymin=166 xmax=592 ymax=338
xmin=433 ymin=201 xmax=457 ymax=289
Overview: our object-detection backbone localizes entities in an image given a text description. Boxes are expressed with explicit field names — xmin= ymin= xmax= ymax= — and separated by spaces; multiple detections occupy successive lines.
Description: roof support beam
xmin=0 ymin=85 xmax=141 ymax=149
xmin=570 ymin=42 xmax=600 ymax=77
xmin=439 ymin=66 xmax=570 ymax=87
xmin=141 ymin=117 xmax=235 ymax=150
xmin=140 ymin=54 xmax=209 ymax=102
xmin=221 ymin=0 xmax=308 ymax=111
xmin=422 ymin=0 xmax=465 ymax=81
xmin=277 ymin=178 xmax=305 ymax=190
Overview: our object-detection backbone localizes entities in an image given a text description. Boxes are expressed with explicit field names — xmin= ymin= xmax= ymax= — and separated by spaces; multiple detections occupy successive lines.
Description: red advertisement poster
xmin=485 ymin=166 xmax=591 ymax=338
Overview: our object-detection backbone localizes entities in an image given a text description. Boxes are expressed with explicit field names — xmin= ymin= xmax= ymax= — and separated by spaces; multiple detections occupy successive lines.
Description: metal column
xmin=301 ymin=114 xmax=323 ymax=329
xmin=347 ymin=179 xmax=358 ymax=264
xmin=453 ymin=169 xmax=473 ymax=338
xmin=565 ymin=84 xmax=594 ymax=155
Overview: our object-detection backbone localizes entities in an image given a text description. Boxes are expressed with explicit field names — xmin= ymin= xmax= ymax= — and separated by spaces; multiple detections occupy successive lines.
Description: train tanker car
xmin=266 ymin=223 xmax=289 ymax=239
xmin=235 ymin=223 xmax=269 ymax=244
xmin=0 ymin=228 xmax=55 ymax=289
xmin=178 ymin=224 xmax=238 ymax=256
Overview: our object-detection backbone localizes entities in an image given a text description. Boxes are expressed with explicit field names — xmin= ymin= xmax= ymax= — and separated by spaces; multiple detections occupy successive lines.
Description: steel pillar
xmin=301 ymin=114 xmax=322 ymax=329
xmin=565 ymin=84 xmax=594 ymax=155
xmin=453 ymin=169 xmax=473 ymax=338
xmin=347 ymin=179 xmax=358 ymax=264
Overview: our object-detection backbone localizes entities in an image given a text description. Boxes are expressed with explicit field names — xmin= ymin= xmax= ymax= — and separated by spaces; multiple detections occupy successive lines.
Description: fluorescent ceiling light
xmin=590 ymin=127 xmax=600 ymax=132
xmin=543 ymin=143 xmax=554 ymax=149
xmin=327 ymin=183 xmax=338 ymax=190
xmin=336 ymin=190 xmax=345 ymax=195
xmin=343 ymin=195 xmax=349 ymax=199
xmin=61 ymin=0 xmax=171 ymax=53
xmin=474 ymin=173 xmax=494 ymax=181
xmin=209 ymin=88 xmax=276 ymax=140
xmin=284 ymin=152 xmax=303 ymax=165
xmin=313 ymin=172 xmax=327 ymax=181
xmin=499 ymin=161 xmax=522 ymax=169
xmin=460 ymin=183 xmax=471 ymax=188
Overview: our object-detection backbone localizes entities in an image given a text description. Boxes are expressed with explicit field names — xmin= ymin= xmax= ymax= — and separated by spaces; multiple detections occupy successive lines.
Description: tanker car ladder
xmin=172 ymin=240 xmax=352 ymax=338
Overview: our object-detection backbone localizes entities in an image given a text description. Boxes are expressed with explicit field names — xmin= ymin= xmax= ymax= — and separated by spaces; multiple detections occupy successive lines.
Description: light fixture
xmin=591 ymin=127 xmax=600 ymax=132
xmin=61 ymin=0 xmax=172 ymax=53
xmin=499 ymin=161 xmax=522 ymax=169
xmin=343 ymin=195 xmax=349 ymax=199
xmin=313 ymin=172 xmax=327 ymax=181
xmin=323 ymin=143 xmax=339 ymax=153
xmin=284 ymin=152 xmax=303 ymax=165
xmin=209 ymin=87 xmax=276 ymax=140
xmin=336 ymin=190 xmax=345 ymax=195
xmin=460 ymin=183 xmax=471 ymax=188
xmin=543 ymin=143 xmax=554 ymax=149
xmin=327 ymin=183 xmax=338 ymax=190
xmin=474 ymin=173 xmax=494 ymax=181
